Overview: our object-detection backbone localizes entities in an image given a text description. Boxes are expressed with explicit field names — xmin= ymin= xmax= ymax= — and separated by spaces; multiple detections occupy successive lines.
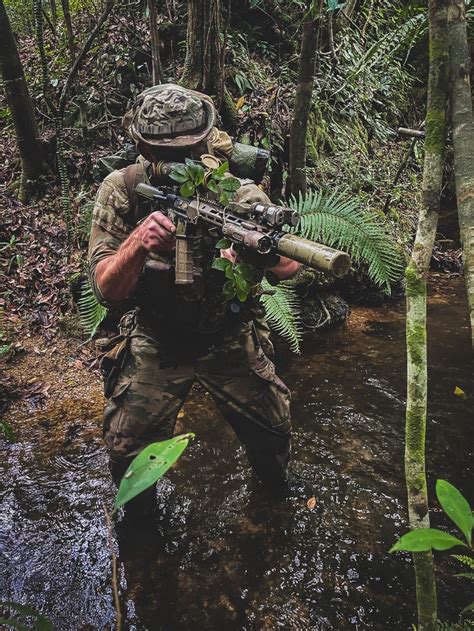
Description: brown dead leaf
xmin=306 ymin=496 xmax=317 ymax=510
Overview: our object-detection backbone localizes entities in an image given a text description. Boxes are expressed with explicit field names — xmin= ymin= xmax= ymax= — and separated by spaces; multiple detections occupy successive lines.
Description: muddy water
xmin=1 ymin=276 xmax=472 ymax=630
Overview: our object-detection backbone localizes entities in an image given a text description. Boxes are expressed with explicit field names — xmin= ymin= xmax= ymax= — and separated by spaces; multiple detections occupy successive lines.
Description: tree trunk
xmin=288 ymin=8 xmax=319 ymax=197
xmin=60 ymin=0 xmax=75 ymax=62
xmin=180 ymin=0 xmax=239 ymax=127
xmin=49 ymin=0 xmax=57 ymax=23
xmin=405 ymin=0 xmax=448 ymax=629
xmin=447 ymin=0 xmax=474 ymax=346
xmin=0 ymin=0 xmax=45 ymax=201
xmin=147 ymin=0 xmax=164 ymax=84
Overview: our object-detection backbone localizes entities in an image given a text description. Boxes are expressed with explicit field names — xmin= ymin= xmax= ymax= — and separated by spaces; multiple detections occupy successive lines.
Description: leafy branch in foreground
xmin=77 ymin=277 xmax=107 ymax=338
xmin=390 ymin=480 xmax=474 ymax=621
xmin=289 ymin=189 xmax=405 ymax=292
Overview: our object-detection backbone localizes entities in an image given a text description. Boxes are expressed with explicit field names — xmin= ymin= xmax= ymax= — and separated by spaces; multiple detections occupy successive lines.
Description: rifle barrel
xmin=276 ymin=234 xmax=350 ymax=277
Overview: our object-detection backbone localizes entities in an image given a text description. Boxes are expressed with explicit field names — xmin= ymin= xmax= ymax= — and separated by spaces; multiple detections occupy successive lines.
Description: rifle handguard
xmin=276 ymin=234 xmax=350 ymax=277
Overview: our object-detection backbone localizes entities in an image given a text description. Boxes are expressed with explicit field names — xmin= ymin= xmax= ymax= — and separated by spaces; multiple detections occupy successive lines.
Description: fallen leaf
xmin=307 ymin=496 xmax=317 ymax=510
xmin=177 ymin=408 xmax=186 ymax=419
xmin=235 ymin=96 xmax=245 ymax=110
xmin=454 ymin=386 xmax=466 ymax=399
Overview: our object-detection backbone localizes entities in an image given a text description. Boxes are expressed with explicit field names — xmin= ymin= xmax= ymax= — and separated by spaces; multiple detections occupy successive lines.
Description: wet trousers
xmin=102 ymin=317 xmax=292 ymax=486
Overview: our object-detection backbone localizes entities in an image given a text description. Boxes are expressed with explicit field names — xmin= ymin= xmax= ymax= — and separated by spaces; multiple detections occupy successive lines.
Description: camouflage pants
xmin=102 ymin=314 xmax=292 ymax=486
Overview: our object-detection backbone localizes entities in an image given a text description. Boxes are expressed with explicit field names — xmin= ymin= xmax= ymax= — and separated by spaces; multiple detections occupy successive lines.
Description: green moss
xmin=407 ymin=322 xmax=426 ymax=366
xmin=405 ymin=266 xmax=426 ymax=297
xmin=425 ymin=109 xmax=447 ymax=155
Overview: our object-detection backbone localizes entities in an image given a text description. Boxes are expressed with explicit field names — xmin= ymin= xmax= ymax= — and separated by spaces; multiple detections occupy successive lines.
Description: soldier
xmin=88 ymin=84 xmax=300 ymax=508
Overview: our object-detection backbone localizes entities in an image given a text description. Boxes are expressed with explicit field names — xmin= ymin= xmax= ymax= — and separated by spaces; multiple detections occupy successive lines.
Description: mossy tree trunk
xmin=288 ymin=3 xmax=319 ymax=197
xmin=447 ymin=0 xmax=474 ymax=346
xmin=180 ymin=0 xmax=237 ymax=127
xmin=0 ymin=0 xmax=46 ymax=202
xmin=180 ymin=0 xmax=224 ymax=104
xmin=404 ymin=0 xmax=448 ymax=628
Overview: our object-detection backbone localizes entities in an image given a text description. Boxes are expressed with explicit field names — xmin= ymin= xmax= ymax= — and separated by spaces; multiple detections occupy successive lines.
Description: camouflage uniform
xmin=88 ymin=85 xmax=292 ymax=486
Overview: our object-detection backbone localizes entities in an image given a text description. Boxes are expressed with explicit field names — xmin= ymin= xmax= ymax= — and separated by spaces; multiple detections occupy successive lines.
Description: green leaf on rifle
xmin=180 ymin=181 xmax=195 ymax=198
xmin=216 ymin=238 xmax=231 ymax=249
xmin=390 ymin=528 xmax=467 ymax=553
xmin=207 ymin=180 xmax=219 ymax=193
xmin=221 ymin=176 xmax=241 ymax=192
xmin=169 ymin=165 xmax=188 ymax=183
xmin=236 ymin=286 xmax=248 ymax=302
xmin=223 ymin=280 xmax=236 ymax=300
xmin=235 ymin=274 xmax=250 ymax=295
xmin=237 ymin=263 xmax=256 ymax=283
xmin=213 ymin=161 xmax=229 ymax=178
xmin=436 ymin=480 xmax=473 ymax=546
xmin=115 ymin=433 xmax=194 ymax=509
xmin=212 ymin=257 xmax=231 ymax=272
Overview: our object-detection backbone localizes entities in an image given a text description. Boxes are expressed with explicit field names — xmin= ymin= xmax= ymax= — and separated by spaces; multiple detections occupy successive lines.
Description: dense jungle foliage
xmin=1 ymin=1 xmax=473 ymax=630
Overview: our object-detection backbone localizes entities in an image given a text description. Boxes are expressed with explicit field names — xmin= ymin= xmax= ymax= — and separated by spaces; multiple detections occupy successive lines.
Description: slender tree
xmin=0 ymin=0 xmax=46 ymax=201
xmin=147 ymin=0 xmax=164 ymax=84
xmin=288 ymin=2 xmax=319 ymax=197
xmin=447 ymin=0 xmax=474 ymax=346
xmin=60 ymin=0 xmax=75 ymax=62
xmin=404 ymin=0 xmax=448 ymax=628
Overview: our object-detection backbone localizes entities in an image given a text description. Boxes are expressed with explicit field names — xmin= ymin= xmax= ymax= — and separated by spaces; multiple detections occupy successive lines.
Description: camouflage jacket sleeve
xmin=87 ymin=170 xmax=133 ymax=306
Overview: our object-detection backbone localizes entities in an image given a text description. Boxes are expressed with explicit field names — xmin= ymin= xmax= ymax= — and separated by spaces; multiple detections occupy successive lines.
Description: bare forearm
xmin=267 ymin=256 xmax=300 ymax=280
xmin=96 ymin=231 xmax=148 ymax=302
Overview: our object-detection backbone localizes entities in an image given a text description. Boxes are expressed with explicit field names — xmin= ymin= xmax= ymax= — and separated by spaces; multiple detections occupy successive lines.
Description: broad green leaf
xmin=436 ymin=480 xmax=472 ymax=545
xmin=235 ymin=273 xmax=250 ymax=293
xmin=0 ymin=602 xmax=53 ymax=631
xmin=237 ymin=263 xmax=255 ymax=282
xmin=185 ymin=157 xmax=194 ymax=167
xmin=212 ymin=161 xmax=229 ymax=178
xmin=221 ymin=177 xmax=241 ymax=192
xmin=390 ymin=528 xmax=467 ymax=553
xmin=180 ymin=181 xmax=195 ymax=198
xmin=115 ymin=433 xmax=194 ymax=509
xmin=169 ymin=169 xmax=188 ymax=183
xmin=225 ymin=265 xmax=234 ymax=280
xmin=206 ymin=180 xmax=219 ymax=193
xmin=223 ymin=280 xmax=236 ymax=300
xmin=236 ymin=287 xmax=248 ymax=302
xmin=219 ymin=193 xmax=230 ymax=205
xmin=216 ymin=238 xmax=231 ymax=249
xmin=212 ymin=257 xmax=231 ymax=272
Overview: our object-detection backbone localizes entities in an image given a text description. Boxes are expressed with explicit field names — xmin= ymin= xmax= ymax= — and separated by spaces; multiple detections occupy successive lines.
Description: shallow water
xmin=1 ymin=276 xmax=472 ymax=630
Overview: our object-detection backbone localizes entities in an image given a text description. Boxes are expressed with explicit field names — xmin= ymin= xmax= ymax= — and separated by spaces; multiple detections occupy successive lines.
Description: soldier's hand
xmin=137 ymin=211 xmax=176 ymax=253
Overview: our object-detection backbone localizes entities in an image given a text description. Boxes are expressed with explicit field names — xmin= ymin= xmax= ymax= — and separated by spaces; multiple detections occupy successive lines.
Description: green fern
xmin=451 ymin=554 xmax=474 ymax=618
xmin=289 ymin=189 xmax=404 ymax=292
xmin=77 ymin=277 xmax=108 ymax=338
xmin=261 ymin=279 xmax=303 ymax=354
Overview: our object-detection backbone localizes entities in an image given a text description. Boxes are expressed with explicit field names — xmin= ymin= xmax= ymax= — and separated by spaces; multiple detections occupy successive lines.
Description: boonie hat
xmin=122 ymin=83 xmax=216 ymax=148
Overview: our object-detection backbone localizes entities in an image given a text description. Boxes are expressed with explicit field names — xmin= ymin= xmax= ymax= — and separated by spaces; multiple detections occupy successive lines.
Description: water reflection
xmin=1 ymin=277 xmax=472 ymax=629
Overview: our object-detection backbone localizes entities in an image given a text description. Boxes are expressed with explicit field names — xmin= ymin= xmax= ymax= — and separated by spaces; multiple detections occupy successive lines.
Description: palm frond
xmin=288 ymin=189 xmax=405 ymax=293
xmin=261 ymin=279 xmax=303 ymax=354
xmin=77 ymin=277 xmax=107 ymax=338
xmin=452 ymin=555 xmax=474 ymax=570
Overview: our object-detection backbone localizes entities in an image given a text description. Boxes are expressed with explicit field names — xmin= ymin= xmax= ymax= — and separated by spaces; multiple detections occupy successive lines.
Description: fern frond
xmin=288 ymin=189 xmax=405 ymax=293
xmin=77 ymin=277 xmax=107 ymax=338
xmin=452 ymin=555 xmax=474 ymax=570
xmin=261 ymin=279 xmax=303 ymax=354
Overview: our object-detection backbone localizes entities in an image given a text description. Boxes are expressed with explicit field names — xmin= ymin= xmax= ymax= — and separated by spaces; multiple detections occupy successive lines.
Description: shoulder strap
xmin=123 ymin=160 xmax=150 ymax=222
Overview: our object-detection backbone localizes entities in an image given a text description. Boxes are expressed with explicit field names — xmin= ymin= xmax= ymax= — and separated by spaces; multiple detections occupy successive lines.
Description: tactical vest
xmin=121 ymin=161 xmax=257 ymax=343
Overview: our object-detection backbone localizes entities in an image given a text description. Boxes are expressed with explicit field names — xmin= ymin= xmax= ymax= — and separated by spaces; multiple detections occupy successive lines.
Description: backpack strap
xmin=122 ymin=160 xmax=151 ymax=224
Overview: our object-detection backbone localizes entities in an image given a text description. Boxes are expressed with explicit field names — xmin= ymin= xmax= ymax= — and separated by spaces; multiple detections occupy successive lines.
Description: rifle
xmin=135 ymin=180 xmax=351 ymax=285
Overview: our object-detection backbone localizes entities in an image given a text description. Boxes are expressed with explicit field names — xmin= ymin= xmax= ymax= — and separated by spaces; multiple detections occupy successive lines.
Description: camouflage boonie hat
xmin=122 ymin=83 xmax=216 ymax=148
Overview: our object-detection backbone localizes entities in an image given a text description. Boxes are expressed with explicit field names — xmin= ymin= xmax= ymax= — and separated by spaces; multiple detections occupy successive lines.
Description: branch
xmin=58 ymin=0 xmax=115 ymax=114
